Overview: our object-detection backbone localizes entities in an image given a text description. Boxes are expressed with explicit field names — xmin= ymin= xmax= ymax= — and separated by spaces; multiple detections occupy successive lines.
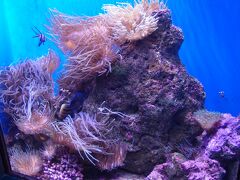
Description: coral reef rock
xmin=84 ymin=9 xmax=205 ymax=174
xmin=202 ymin=114 xmax=240 ymax=179
xmin=107 ymin=171 xmax=145 ymax=180
xmin=147 ymin=114 xmax=240 ymax=180
xmin=146 ymin=152 xmax=186 ymax=180
xmin=181 ymin=156 xmax=225 ymax=180
xmin=204 ymin=114 xmax=240 ymax=161
xmin=146 ymin=154 xmax=225 ymax=180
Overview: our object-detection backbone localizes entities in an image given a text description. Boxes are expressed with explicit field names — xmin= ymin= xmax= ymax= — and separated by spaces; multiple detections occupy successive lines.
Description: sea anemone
xmin=12 ymin=85 xmax=54 ymax=135
xmin=58 ymin=47 xmax=117 ymax=91
xmin=96 ymin=142 xmax=128 ymax=170
xmin=103 ymin=0 xmax=166 ymax=43
xmin=41 ymin=141 xmax=57 ymax=159
xmin=49 ymin=10 xmax=111 ymax=56
xmin=38 ymin=49 xmax=60 ymax=74
xmin=49 ymin=10 xmax=119 ymax=91
xmin=52 ymin=112 xmax=108 ymax=164
xmin=9 ymin=147 xmax=43 ymax=176
xmin=0 ymin=50 xmax=58 ymax=135
xmin=48 ymin=1 xmax=165 ymax=90
xmin=16 ymin=112 xmax=53 ymax=135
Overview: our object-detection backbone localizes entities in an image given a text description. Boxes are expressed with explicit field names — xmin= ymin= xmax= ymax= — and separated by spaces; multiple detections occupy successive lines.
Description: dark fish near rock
xmin=57 ymin=91 xmax=88 ymax=120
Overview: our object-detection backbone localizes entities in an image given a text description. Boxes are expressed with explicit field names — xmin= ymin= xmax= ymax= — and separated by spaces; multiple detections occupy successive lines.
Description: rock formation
xmin=147 ymin=114 xmax=240 ymax=180
xmin=83 ymin=9 xmax=206 ymax=174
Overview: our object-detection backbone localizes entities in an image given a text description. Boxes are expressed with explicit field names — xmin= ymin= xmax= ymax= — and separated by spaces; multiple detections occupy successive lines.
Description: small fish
xmin=57 ymin=91 xmax=88 ymax=120
xmin=218 ymin=91 xmax=225 ymax=98
xmin=32 ymin=26 xmax=46 ymax=46
xmin=58 ymin=102 xmax=72 ymax=120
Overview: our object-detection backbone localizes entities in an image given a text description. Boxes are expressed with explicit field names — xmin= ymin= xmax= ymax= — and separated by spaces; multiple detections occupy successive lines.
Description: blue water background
xmin=0 ymin=0 xmax=239 ymax=117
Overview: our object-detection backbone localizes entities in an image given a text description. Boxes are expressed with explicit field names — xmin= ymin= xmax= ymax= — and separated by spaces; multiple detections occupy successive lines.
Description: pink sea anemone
xmin=51 ymin=112 xmax=108 ymax=164
xmin=9 ymin=147 xmax=43 ymax=176
xmin=48 ymin=1 xmax=166 ymax=91
xmin=41 ymin=141 xmax=57 ymax=159
xmin=48 ymin=10 xmax=119 ymax=91
xmin=96 ymin=142 xmax=128 ymax=170
xmin=0 ymin=50 xmax=59 ymax=135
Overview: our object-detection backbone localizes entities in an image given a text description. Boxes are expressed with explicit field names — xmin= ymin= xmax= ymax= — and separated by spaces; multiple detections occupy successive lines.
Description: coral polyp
xmin=37 ymin=148 xmax=83 ymax=180
xmin=193 ymin=110 xmax=223 ymax=132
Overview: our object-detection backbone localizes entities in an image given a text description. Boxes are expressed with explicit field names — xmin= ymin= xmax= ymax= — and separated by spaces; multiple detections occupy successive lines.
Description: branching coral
xmin=51 ymin=112 xmax=108 ymax=164
xmin=9 ymin=147 xmax=43 ymax=176
xmin=103 ymin=0 xmax=166 ymax=43
xmin=0 ymin=50 xmax=59 ymax=135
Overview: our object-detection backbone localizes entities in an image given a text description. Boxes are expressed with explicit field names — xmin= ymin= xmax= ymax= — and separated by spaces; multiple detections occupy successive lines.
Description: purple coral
xmin=146 ymin=154 xmax=225 ymax=180
xmin=182 ymin=156 xmax=225 ymax=180
xmin=204 ymin=114 xmax=240 ymax=161
xmin=147 ymin=114 xmax=240 ymax=179
xmin=37 ymin=149 xmax=83 ymax=180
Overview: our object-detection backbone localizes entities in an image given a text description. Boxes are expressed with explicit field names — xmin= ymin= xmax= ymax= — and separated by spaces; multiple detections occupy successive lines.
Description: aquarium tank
xmin=0 ymin=0 xmax=240 ymax=179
